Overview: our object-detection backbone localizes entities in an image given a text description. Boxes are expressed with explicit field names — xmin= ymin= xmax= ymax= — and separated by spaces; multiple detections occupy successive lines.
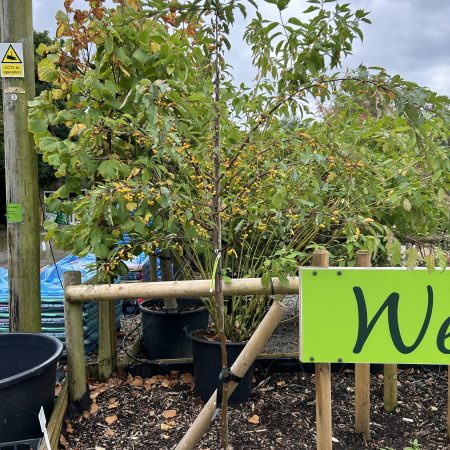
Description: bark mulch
xmin=62 ymin=366 xmax=449 ymax=450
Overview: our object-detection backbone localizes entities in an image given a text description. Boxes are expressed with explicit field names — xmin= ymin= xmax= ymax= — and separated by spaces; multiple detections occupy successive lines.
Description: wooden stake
xmin=160 ymin=249 xmax=177 ymax=309
xmin=355 ymin=250 xmax=371 ymax=439
xmin=384 ymin=364 xmax=398 ymax=412
xmin=38 ymin=378 xmax=69 ymax=450
xmin=176 ymin=301 xmax=286 ymax=450
xmin=98 ymin=300 xmax=113 ymax=381
xmin=64 ymin=271 xmax=88 ymax=403
xmin=312 ymin=250 xmax=332 ymax=450
xmin=149 ymin=253 xmax=158 ymax=282
xmin=1 ymin=0 xmax=41 ymax=332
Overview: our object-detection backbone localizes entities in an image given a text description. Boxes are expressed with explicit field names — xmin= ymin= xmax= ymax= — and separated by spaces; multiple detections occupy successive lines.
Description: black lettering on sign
xmin=437 ymin=317 xmax=450 ymax=354
xmin=353 ymin=286 xmax=433 ymax=354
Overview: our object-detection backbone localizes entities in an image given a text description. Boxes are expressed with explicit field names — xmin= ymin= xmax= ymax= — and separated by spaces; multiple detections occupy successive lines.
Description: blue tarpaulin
xmin=0 ymin=253 xmax=150 ymax=354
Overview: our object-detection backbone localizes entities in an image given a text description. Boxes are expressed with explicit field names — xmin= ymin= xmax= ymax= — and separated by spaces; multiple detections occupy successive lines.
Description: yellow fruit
xmin=126 ymin=202 xmax=137 ymax=211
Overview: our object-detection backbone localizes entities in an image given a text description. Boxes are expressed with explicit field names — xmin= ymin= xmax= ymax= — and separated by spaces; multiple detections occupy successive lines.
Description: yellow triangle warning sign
xmin=1 ymin=44 xmax=21 ymax=63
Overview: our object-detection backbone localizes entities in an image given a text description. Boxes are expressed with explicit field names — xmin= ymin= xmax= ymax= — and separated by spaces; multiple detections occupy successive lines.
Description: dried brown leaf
xmin=66 ymin=421 xmax=74 ymax=434
xmin=180 ymin=373 xmax=193 ymax=384
xmin=107 ymin=398 xmax=119 ymax=409
xmin=131 ymin=376 xmax=144 ymax=388
xmin=90 ymin=402 xmax=100 ymax=415
xmin=90 ymin=389 xmax=101 ymax=400
xmin=162 ymin=409 xmax=177 ymax=419
xmin=60 ymin=433 xmax=69 ymax=449
xmin=248 ymin=414 xmax=260 ymax=425
xmin=105 ymin=414 xmax=118 ymax=425
xmin=104 ymin=428 xmax=115 ymax=437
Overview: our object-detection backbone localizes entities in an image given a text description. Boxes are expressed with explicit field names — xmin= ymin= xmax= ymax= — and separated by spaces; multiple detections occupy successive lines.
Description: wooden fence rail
xmin=65 ymin=276 xmax=300 ymax=302
xmin=63 ymin=250 xmax=450 ymax=449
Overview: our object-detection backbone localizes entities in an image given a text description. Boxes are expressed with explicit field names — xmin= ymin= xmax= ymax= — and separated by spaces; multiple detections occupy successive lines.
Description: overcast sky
xmin=32 ymin=0 xmax=450 ymax=96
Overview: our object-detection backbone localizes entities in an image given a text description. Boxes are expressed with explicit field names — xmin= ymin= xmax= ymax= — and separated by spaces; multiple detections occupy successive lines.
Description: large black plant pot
xmin=0 ymin=333 xmax=63 ymax=442
xmin=190 ymin=332 xmax=254 ymax=404
xmin=140 ymin=298 xmax=209 ymax=359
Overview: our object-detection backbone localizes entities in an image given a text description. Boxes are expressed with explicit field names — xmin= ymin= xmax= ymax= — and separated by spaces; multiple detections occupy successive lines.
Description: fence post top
xmin=312 ymin=249 xmax=329 ymax=268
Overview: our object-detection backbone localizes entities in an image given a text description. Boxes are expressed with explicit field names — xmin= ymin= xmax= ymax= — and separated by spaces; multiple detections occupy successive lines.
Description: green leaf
xmin=43 ymin=220 xmax=58 ymax=231
xmin=271 ymin=192 xmax=284 ymax=209
xmin=29 ymin=113 xmax=49 ymax=133
xmin=405 ymin=247 xmax=419 ymax=271
xmin=93 ymin=242 xmax=110 ymax=260
xmin=278 ymin=274 xmax=289 ymax=287
xmin=303 ymin=5 xmax=319 ymax=13
xmin=37 ymin=58 xmax=58 ymax=82
xmin=261 ymin=271 xmax=271 ymax=289
xmin=121 ymin=220 xmax=135 ymax=233
xmin=424 ymin=254 xmax=435 ymax=274
xmin=117 ymin=260 xmax=129 ymax=276
xmin=276 ymin=0 xmax=290 ymax=11
xmin=403 ymin=198 xmax=412 ymax=212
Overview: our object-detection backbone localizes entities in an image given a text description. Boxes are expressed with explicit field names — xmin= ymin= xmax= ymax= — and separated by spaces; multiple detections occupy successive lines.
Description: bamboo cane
xmin=175 ymin=301 xmax=286 ymax=450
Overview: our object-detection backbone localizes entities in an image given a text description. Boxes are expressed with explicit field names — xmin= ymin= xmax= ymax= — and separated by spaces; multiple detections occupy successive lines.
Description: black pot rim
xmin=139 ymin=298 xmax=207 ymax=316
xmin=0 ymin=333 xmax=63 ymax=389
xmin=189 ymin=330 xmax=248 ymax=347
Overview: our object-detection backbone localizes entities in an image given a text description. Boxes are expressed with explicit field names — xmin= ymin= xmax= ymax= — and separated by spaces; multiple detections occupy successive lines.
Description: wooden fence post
xmin=98 ymin=299 xmax=114 ymax=381
xmin=312 ymin=250 xmax=332 ymax=450
xmin=64 ymin=271 xmax=88 ymax=405
xmin=354 ymin=250 xmax=371 ymax=439
xmin=384 ymin=364 xmax=398 ymax=412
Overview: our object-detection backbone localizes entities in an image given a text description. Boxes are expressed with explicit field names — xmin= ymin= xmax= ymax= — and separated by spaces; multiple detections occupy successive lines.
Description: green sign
xmin=300 ymin=268 xmax=450 ymax=364
xmin=6 ymin=203 xmax=23 ymax=223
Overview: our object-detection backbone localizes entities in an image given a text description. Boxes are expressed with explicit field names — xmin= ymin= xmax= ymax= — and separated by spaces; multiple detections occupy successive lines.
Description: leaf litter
xmin=63 ymin=367 xmax=449 ymax=449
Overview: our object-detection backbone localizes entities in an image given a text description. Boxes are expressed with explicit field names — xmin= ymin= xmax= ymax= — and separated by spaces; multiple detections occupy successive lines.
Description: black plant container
xmin=140 ymin=298 xmax=208 ymax=359
xmin=0 ymin=333 xmax=63 ymax=442
xmin=190 ymin=332 xmax=254 ymax=404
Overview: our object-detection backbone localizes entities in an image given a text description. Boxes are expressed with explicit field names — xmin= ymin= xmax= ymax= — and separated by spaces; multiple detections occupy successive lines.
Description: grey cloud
xmin=32 ymin=0 xmax=450 ymax=95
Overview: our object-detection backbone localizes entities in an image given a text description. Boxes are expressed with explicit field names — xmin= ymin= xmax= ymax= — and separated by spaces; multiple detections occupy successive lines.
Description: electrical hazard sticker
xmin=0 ymin=43 xmax=24 ymax=78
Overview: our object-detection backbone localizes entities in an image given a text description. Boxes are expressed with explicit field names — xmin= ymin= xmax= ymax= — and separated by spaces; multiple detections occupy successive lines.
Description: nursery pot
xmin=0 ymin=333 xmax=63 ymax=442
xmin=140 ymin=298 xmax=208 ymax=359
xmin=190 ymin=331 xmax=255 ymax=404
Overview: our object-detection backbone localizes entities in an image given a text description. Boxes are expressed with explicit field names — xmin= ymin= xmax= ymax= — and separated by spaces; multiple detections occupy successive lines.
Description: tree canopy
xmin=29 ymin=0 xmax=449 ymax=286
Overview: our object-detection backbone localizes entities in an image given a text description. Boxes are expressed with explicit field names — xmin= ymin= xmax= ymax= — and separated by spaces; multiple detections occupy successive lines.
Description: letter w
xmin=353 ymin=286 xmax=433 ymax=354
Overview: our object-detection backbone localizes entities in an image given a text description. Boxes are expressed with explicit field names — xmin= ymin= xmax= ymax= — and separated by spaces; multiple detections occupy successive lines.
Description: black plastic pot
xmin=0 ymin=333 xmax=63 ymax=442
xmin=140 ymin=298 xmax=208 ymax=359
xmin=190 ymin=333 xmax=254 ymax=404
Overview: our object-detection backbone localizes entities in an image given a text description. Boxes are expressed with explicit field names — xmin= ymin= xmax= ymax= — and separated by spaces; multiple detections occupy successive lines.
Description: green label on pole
xmin=6 ymin=203 xmax=23 ymax=223
xmin=300 ymin=268 xmax=450 ymax=364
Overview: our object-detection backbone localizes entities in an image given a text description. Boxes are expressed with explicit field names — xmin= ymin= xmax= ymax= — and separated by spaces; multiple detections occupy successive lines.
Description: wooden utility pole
xmin=1 ymin=0 xmax=41 ymax=331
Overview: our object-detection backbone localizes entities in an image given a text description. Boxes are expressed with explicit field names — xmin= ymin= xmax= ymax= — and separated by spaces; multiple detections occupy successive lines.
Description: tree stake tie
xmin=212 ymin=369 xmax=243 ymax=421
xmin=210 ymin=251 xmax=221 ymax=293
